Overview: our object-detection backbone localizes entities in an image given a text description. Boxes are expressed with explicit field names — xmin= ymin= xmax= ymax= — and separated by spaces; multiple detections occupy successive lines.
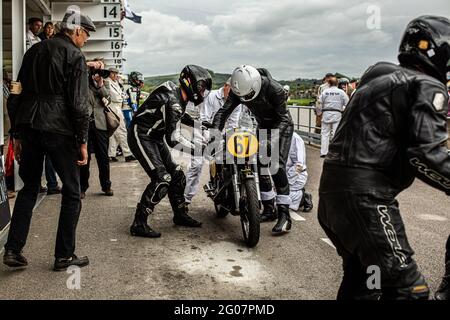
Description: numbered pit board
xmin=51 ymin=0 xmax=124 ymax=71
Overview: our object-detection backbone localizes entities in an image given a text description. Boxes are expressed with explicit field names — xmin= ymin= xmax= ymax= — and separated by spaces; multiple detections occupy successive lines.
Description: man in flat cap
xmin=3 ymin=10 xmax=97 ymax=271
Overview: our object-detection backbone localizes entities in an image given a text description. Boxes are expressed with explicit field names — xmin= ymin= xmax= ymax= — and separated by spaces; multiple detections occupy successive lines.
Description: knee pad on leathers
xmin=142 ymin=171 xmax=171 ymax=208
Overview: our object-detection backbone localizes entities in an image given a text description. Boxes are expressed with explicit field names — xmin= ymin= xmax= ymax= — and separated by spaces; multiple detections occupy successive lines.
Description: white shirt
xmin=201 ymin=87 xmax=242 ymax=129
xmin=26 ymin=30 xmax=41 ymax=51
xmin=287 ymin=132 xmax=308 ymax=191
xmin=319 ymin=86 xmax=349 ymax=123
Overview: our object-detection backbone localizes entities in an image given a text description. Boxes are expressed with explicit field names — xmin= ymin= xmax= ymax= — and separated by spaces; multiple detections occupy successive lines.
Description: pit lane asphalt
xmin=0 ymin=146 xmax=448 ymax=299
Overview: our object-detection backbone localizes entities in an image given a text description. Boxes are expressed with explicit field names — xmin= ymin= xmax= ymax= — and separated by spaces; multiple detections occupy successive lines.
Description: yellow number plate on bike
xmin=226 ymin=131 xmax=259 ymax=158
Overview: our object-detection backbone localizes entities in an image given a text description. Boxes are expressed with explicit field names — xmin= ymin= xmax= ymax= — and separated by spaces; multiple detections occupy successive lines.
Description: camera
xmin=89 ymin=68 xmax=110 ymax=79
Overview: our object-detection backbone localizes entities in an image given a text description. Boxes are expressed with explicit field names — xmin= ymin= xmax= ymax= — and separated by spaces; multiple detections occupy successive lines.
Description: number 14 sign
xmin=51 ymin=2 xmax=121 ymax=23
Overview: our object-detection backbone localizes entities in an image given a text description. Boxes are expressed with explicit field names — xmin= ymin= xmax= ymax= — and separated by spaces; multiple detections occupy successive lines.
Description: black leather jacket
xmin=325 ymin=62 xmax=450 ymax=195
xmin=7 ymin=33 xmax=90 ymax=143
xmin=212 ymin=75 xmax=293 ymax=133
xmin=131 ymin=81 xmax=197 ymax=152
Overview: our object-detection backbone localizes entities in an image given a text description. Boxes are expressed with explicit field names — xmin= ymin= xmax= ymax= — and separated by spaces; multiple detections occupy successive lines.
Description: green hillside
xmin=143 ymin=70 xmax=356 ymax=96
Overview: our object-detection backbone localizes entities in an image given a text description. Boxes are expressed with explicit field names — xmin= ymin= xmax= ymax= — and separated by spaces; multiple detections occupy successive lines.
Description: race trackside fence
xmin=289 ymin=106 xmax=450 ymax=146
xmin=289 ymin=105 xmax=321 ymax=146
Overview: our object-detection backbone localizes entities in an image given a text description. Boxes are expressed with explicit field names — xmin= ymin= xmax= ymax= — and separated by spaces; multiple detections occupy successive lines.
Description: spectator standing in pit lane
xmin=317 ymin=78 xmax=349 ymax=158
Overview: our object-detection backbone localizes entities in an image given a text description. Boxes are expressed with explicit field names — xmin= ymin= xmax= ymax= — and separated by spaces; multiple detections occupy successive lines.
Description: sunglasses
xmin=81 ymin=27 xmax=90 ymax=38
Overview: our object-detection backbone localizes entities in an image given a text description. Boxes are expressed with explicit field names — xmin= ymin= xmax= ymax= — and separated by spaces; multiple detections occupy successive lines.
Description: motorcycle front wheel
xmin=240 ymin=178 xmax=260 ymax=248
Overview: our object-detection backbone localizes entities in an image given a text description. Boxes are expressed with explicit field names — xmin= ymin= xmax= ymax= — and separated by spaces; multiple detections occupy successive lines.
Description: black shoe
xmin=125 ymin=155 xmax=136 ymax=162
xmin=435 ymin=263 xmax=450 ymax=300
xmin=130 ymin=224 xmax=162 ymax=238
xmin=102 ymin=189 xmax=114 ymax=196
xmin=260 ymin=199 xmax=277 ymax=222
xmin=272 ymin=204 xmax=292 ymax=235
xmin=320 ymin=155 xmax=327 ymax=159
xmin=173 ymin=203 xmax=202 ymax=228
xmin=435 ymin=278 xmax=449 ymax=300
xmin=39 ymin=186 xmax=48 ymax=193
xmin=3 ymin=250 xmax=28 ymax=268
xmin=302 ymin=192 xmax=314 ymax=213
xmin=54 ymin=255 xmax=89 ymax=272
xmin=109 ymin=157 xmax=118 ymax=162
xmin=47 ymin=186 xmax=62 ymax=195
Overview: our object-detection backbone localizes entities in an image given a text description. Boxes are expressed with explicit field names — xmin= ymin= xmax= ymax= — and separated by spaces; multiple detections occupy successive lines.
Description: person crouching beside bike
xmin=128 ymin=65 xmax=212 ymax=238
xmin=212 ymin=65 xmax=294 ymax=236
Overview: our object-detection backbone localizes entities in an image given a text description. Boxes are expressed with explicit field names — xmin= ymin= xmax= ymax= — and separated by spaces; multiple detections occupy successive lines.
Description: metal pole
xmin=12 ymin=0 xmax=25 ymax=191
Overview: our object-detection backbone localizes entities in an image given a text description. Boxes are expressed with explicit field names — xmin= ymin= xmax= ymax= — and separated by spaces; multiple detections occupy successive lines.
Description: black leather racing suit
xmin=212 ymin=74 xmax=294 ymax=205
xmin=318 ymin=62 xmax=450 ymax=300
xmin=128 ymin=81 xmax=199 ymax=214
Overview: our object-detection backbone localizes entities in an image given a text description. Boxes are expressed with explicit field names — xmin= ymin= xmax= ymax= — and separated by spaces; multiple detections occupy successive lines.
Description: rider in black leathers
xmin=128 ymin=65 xmax=212 ymax=238
xmin=318 ymin=15 xmax=450 ymax=300
xmin=212 ymin=66 xmax=294 ymax=235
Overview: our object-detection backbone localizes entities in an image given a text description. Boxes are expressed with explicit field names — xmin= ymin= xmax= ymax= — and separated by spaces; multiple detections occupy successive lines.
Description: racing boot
xmin=435 ymin=262 xmax=450 ymax=300
xmin=301 ymin=190 xmax=314 ymax=213
xmin=130 ymin=203 xmax=161 ymax=238
xmin=272 ymin=204 xmax=292 ymax=235
xmin=260 ymin=199 xmax=277 ymax=223
xmin=382 ymin=274 xmax=430 ymax=300
xmin=173 ymin=202 xmax=202 ymax=228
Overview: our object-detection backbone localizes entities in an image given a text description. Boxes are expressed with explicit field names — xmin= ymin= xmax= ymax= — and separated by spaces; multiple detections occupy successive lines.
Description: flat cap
xmin=108 ymin=67 xmax=120 ymax=74
xmin=61 ymin=8 xmax=96 ymax=32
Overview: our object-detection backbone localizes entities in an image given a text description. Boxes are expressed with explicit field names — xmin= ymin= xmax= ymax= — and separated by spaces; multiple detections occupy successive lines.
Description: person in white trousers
xmin=105 ymin=68 xmax=136 ymax=162
xmin=184 ymin=78 xmax=242 ymax=204
xmin=317 ymin=78 xmax=349 ymax=157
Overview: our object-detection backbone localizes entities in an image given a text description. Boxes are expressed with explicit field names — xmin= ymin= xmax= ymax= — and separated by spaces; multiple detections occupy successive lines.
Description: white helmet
xmin=283 ymin=85 xmax=290 ymax=93
xmin=230 ymin=65 xmax=262 ymax=102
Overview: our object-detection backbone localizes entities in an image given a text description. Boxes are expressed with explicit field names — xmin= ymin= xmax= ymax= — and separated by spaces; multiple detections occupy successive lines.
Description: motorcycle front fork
xmin=232 ymin=164 xmax=241 ymax=213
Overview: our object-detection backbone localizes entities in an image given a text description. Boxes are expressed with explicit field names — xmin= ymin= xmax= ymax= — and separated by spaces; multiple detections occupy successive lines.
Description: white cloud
xmin=124 ymin=10 xmax=212 ymax=54
xmin=123 ymin=0 xmax=450 ymax=79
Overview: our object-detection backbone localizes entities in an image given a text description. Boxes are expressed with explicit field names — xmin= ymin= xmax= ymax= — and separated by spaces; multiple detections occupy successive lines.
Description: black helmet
xmin=129 ymin=71 xmax=143 ymax=87
xmin=398 ymin=15 xmax=450 ymax=84
xmin=179 ymin=65 xmax=212 ymax=106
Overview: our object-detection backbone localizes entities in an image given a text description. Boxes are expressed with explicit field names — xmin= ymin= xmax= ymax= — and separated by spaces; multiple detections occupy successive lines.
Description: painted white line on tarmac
xmin=417 ymin=214 xmax=448 ymax=222
xmin=33 ymin=194 xmax=46 ymax=211
xmin=290 ymin=211 xmax=306 ymax=221
xmin=321 ymin=238 xmax=336 ymax=250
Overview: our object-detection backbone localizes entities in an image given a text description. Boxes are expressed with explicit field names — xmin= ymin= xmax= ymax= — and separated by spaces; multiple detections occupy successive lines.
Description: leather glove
xmin=201 ymin=121 xmax=214 ymax=129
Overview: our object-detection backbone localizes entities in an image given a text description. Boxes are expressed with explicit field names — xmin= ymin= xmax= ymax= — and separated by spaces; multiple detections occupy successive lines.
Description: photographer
xmin=80 ymin=64 xmax=113 ymax=199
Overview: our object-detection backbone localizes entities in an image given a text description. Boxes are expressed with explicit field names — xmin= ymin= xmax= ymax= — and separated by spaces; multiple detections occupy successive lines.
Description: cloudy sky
xmin=122 ymin=0 xmax=450 ymax=80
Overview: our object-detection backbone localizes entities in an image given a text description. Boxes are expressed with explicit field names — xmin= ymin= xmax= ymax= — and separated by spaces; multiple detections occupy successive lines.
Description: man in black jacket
xmin=212 ymin=65 xmax=294 ymax=236
xmin=3 ymin=10 xmax=96 ymax=271
xmin=128 ymin=65 xmax=211 ymax=238
xmin=318 ymin=16 xmax=450 ymax=300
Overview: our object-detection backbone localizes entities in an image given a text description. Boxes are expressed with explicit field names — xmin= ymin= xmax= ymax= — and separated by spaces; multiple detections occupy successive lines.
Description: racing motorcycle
xmin=204 ymin=127 xmax=261 ymax=248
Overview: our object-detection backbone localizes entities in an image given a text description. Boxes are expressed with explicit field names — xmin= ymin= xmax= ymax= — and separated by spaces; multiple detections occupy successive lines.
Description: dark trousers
xmin=45 ymin=156 xmax=58 ymax=189
xmin=318 ymin=165 xmax=426 ymax=300
xmin=5 ymin=129 xmax=82 ymax=258
xmin=258 ymin=125 xmax=294 ymax=205
xmin=80 ymin=121 xmax=111 ymax=192
xmin=127 ymin=126 xmax=185 ymax=212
